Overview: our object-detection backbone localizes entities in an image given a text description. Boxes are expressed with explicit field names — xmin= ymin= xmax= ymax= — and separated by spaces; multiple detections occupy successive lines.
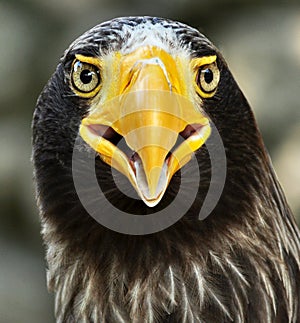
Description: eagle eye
xmin=196 ymin=61 xmax=220 ymax=98
xmin=71 ymin=60 xmax=101 ymax=97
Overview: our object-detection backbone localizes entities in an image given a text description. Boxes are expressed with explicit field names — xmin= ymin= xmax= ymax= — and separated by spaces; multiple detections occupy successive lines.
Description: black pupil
xmin=80 ymin=69 xmax=93 ymax=84
xmin=204 ymin=69 xmax=213 ymax=84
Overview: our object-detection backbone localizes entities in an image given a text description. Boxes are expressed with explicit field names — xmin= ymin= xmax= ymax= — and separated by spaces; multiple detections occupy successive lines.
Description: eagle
xmin=32 ymin=16 xmax=300 ymax=322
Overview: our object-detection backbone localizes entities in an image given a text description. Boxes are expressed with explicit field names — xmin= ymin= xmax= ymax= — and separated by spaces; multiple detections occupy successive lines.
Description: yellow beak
xmin=80 ymin=46 xmax=211 ymax=207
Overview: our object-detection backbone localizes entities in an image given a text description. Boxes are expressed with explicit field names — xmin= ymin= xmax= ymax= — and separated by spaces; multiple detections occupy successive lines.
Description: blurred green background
xmin=0 ymin=0 xmax=299 ymax=322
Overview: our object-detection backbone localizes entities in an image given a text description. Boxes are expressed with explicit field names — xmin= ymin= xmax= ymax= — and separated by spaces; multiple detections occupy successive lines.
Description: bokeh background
xmin=0 ymin=0 xmax=299 ymax=322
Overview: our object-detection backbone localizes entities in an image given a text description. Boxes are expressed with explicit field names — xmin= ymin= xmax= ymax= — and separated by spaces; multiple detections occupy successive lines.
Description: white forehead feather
xmin=66 ymin=17 xmax=213 ymax=60
xmin=114 ymin=21 xmax=189 ymax=56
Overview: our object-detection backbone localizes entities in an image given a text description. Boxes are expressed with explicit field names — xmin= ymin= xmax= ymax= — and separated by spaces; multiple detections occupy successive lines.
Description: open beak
xmin=80 ymin=46 xmax=211 ymax=207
